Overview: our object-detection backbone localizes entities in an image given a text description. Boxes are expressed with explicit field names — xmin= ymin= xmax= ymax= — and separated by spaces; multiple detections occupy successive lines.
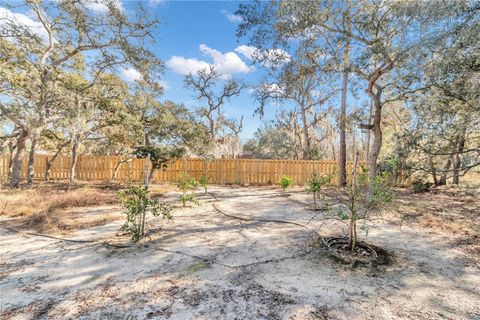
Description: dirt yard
xmin=1 ymin=184 xmax=479 ymax=319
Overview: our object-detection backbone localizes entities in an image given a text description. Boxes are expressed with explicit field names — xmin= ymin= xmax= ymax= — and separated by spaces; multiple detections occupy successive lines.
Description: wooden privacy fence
xmin=0 ymin=154 xmax=360 ymax=185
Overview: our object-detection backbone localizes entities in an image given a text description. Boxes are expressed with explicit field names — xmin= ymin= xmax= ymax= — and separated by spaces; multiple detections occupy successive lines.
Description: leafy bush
xmin=279 ymin=175 xmax=294 ymax=192
xmin=177 ymin=173 xmax=199 ymax=207
xmin=305 ymin=173 xmax=333 ymax=207
xmin=118 ymin=185 xmax=173 ymax=241
xmin=198 ymin=175 xmax=210 ymax=195
xmin=179 ymin=193 xmax=200 ymax=206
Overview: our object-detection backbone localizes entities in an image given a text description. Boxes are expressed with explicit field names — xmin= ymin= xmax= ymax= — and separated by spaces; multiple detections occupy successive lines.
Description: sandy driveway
xmin=1 ymin=186 xmax=479 ymax=319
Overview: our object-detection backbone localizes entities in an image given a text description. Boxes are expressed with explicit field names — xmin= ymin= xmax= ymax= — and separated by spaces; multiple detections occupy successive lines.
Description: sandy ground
xmin=1 ymin=186 xmax=479 ymax=320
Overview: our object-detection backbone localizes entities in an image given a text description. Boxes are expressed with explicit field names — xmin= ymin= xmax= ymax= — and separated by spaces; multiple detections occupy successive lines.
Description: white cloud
xmin=199 ymin=44 xmax=251 ymax=75
xmin=259 ymin=83 xmax=285 ymax=97
xmin=120 ymin=68 xmax=142 ymax=82
xmin=220 ymin=9 xmax=242 ymax=23
xmin=234 ymin=45 xmax=257 ymax=60
xmin=166 ymin=44 xmax=252 ymax=77
xmin=235 ymin=45 xmax=291 ymax=68
xmin=82 ymin=0 xmax=125 ymax=13
xmin=166 ymin=56 xmax=210 ymax=76
xmin=0 ymin=7 xmax=50 ymax=43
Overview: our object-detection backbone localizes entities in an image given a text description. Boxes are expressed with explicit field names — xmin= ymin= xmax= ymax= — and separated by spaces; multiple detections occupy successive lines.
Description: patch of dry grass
xmin=0 ymin=183 xmax=122 ymax=234
xmin=0 ymin=182 xmax=173 ymax=234
xmin=394 ymin=184 xmax=480 ymax=236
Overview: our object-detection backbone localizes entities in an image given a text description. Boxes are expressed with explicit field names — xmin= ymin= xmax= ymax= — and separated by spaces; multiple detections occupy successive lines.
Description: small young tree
xmin=279 ymin=175 xmax=294 ymax=193
xmin=118 ymin=186 xmax=173 ymax=242
xmin=198 ymin=175 xmax=210 ymax=195
xmin=327 ymin=158 xmax=393 ymax=251
xmin=305 ymin=173 xmax=333 ymax=208
xmin=177 ymin=174 xmax=199 ymax=207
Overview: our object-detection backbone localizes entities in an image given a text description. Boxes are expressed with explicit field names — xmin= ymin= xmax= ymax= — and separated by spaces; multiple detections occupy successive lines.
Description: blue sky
xmin=0 ymin=0 xmax=271 ymax=140
xmin=2 ymin=0 xmax=357 ymax=141
xmin=125 ymin=0 xmax=269 ymax=140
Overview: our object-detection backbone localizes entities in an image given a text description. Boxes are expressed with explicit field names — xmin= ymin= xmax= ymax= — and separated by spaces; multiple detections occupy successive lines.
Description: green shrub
xmin=118 ymin=185 xmax=173 ymax=242
xmin=305 ymin=173 xmax=333 ymax=206
xmin=198 ymin=175 xmax=210 ymax=195
xmin=179 ymin=193 xmax=200 ymax=206
xmin=279 ymin=175 xmax=294 ymax=192
xmin=177 ymin=173 xmax=199 ymax=207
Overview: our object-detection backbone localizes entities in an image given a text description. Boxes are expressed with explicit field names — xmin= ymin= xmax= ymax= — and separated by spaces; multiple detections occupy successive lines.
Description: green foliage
xmin=378 ymin=156 xmax=399 ymax=178
xmin=177 ymin=174 xmax=199 ymax=207
xmin=279 ymin=175 xmax=294 ymax=192
xmin=305 ymin=172 xmax=334 ymax=208
xmin=305 ymin=173 xmax=332 ymax=194
xmin=179 ymin=193 xmax=200 ymax=207
xmin=243 ymin=124 xmax=296 ymax=159
xmin=118 ymin=186 xmax=172 ymax=242
xmin=177 ymin=173 xmax=198 ymax=193
xmin=371 ymin=172 xmax=395 ymax=203
xmin=333 ymin=168 xmax=394 ymax=251
xmin=198 ymin=175 xmax=210 ymax=195
xmin=134 ymin=145 xmax=185 ymax=171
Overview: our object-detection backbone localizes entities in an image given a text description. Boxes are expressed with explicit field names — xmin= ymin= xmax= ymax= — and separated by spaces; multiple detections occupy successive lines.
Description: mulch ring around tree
xmin=322 ymin=237 xmax=393 ymax=267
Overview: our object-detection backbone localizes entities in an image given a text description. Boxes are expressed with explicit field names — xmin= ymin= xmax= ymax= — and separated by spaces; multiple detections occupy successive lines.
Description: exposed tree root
xmin=208 ymin=192 xmax=311 ymax=229
xmin=0 ymin=226 xmax=129 ymax=248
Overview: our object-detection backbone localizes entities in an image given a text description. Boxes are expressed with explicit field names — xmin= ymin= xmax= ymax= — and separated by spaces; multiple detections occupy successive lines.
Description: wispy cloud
xmin=159 ymin=80 xmax=170 ymax=91
xmin=148 ymin=0 xmax=165 ymax=7
xmin=220 ymin=9 xmax=242 ymax=23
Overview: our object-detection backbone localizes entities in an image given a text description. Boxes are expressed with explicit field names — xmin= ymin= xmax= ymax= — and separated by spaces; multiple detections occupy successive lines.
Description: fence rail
xmin=0 ymin=154 xmax=360 ymax=185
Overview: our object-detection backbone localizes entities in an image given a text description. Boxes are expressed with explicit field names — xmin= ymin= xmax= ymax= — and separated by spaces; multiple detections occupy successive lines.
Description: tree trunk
xmin=430 ymin=158 xmax=439 ymax=186
xmin=452 ymin=155 xmax=461 ymax=185
xmin=27 ymin=133 xmax=39 ymax=187
xmin=70 ymin=137 xmax=79 ymax=183
xmin=438 ymin=158 xmax=451 ymax=186
xmin=9 ymin=130 xmax=28 ymax=188
xmin=45 ymin=158 xmax=53 ymax=182
xmin=364 ymin=99 xmax=373 ymax=162
xmin=349 ymin=152 xmax=359 ymax=251
xmin=300 ymin=105 xmax=311 ymax=160
xmin=339 ymin=34 xmax=350 ymax=187
xmin=111 ymin=158 xmax=130 ymax=181
xmin=7 ymin=141 xmax=16 ymax=182
xmin=368 ymin=91 xmax=383 ymax=196
xmin=45 ymin=142 xmax=69 ymax=181
xmin=147 ymin=167 xmax=156 ymax=184
xmin=452 ymin=130 xmax=466 ymax=185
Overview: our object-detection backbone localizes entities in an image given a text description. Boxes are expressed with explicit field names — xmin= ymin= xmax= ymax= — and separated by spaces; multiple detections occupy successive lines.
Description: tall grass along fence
xmin=0 ymin=154 xmax=361 ymax=186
